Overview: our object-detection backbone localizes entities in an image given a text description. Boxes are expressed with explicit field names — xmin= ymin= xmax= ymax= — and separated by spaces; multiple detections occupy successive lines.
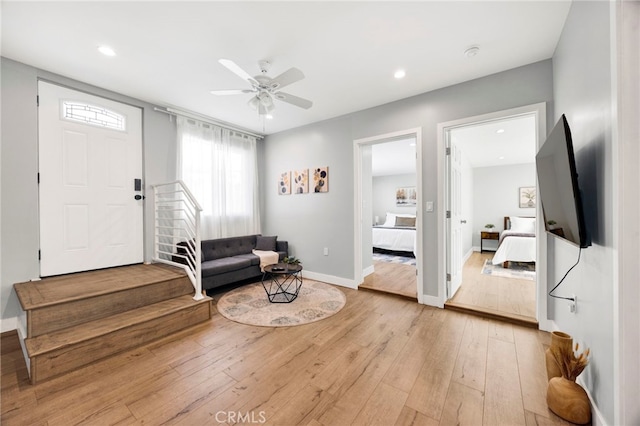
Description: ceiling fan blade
xmin=274 ymin=92 xmax=313 ymax=109
xmin=210 ymin=89 xmax=255 ymax=96
xmin=268 ymin=68 xmax=305 ymax=90
xmin=218 ymin=59 xmax=258 ymax=86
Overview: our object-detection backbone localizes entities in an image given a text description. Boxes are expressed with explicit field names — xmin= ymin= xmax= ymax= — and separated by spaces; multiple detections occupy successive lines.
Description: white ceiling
xmin=451 ymin=114 xmax=537 ymax=168
xmin=371 ymin=114 xmax=536 ymax=176
xmin=1 ymin=1 xmax=571 ymax=136
xmin=372 ymin=138 xmax=416 ymax=177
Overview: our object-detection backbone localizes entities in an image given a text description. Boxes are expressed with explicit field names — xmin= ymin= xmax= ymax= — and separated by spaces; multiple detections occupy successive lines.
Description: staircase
xmin=13 ymin=263 xmax=212 ymax=384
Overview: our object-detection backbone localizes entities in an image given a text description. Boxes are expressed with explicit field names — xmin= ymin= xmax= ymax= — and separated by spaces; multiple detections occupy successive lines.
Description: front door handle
xmin=134 ymin=195 xmax=145 ymax=200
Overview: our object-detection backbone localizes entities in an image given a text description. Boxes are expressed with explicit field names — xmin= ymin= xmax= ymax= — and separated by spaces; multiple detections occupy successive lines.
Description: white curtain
xmin=176 ymin=117 xmax=261 ymax=239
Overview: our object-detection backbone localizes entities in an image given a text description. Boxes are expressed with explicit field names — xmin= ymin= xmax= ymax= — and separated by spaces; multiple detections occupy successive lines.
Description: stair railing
xmin=152 ymin=180 xmax=204 ymax=300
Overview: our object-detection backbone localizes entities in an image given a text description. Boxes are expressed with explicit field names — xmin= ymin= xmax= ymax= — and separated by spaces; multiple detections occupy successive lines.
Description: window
xmin=177 ymin=118 xmax=260 ymax=239
xmin=62 ymin=101 xmax=126 ymax=131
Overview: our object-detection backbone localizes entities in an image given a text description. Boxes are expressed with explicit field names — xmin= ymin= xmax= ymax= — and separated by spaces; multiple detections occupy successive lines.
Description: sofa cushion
xmin=201 ymin=257 xmax=252 ymax=277
xmin=233 ymin=253 xmax=261 ymax=266
xmin=255 ymin=235 xmax=277 ymax=251
xmin=201 ymin=235 xmax=258 ymax=261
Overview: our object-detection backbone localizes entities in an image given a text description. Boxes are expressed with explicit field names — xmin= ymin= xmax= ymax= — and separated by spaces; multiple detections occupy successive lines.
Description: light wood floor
xmin=360 ymin=260 xmax=417 ymax=299
xmin=1 ymin=284 xmax=570 ymax=426
xmin=446 ymin=252 xmax=537 ymax=326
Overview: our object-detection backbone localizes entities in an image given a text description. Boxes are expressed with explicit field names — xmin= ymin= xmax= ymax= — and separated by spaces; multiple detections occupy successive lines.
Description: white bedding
xmin=372 ymin=226 xmax=416 ymax=255
xmin=491 ymin=230 xmax=536 ymax=265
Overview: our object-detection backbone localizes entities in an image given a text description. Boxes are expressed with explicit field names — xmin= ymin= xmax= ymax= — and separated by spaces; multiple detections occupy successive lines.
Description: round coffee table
xmin=262 ymin=263 xmax=303 ymax=303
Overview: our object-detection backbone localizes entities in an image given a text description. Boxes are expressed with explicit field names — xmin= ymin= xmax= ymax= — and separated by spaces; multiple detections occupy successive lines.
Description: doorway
xmin=38 ymin=81 xmax=144 ymax=277
xmin=353 ymin=128 xmax=423 ymax=302
xmin=438 ymin=103 xmax=548 ymax=326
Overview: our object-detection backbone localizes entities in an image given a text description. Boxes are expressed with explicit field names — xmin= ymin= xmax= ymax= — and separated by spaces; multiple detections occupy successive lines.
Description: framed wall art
xmin=293 ymin=169 xmax=309 ymax=194
xmin=313 ymin=167 xmax=329 ymax=193
xmin=519 ymin=186 xmax=536 ymax=208
xmin=278 ymin=171 xmax=291 ymax=195
xmin=396 ymin=186 xmax=417 ymax=206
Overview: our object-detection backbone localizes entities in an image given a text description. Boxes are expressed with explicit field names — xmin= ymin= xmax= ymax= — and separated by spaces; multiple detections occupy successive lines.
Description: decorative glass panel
xmin=62 ymin=101 xmax=126 ymax=131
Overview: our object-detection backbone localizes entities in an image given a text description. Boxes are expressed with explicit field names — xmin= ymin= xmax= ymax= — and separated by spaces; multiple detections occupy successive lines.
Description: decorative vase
xmin=546 ymin=377 xmax=591 ymax=424
xmin=545 ymin=331 xmax=573 ymax=381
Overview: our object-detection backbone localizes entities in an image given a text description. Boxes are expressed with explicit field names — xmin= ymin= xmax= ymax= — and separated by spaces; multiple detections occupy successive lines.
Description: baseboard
xmin=421 ymin=294 xmax=444 ymax=308
xmin=1 ymin=316 xmax=17 ymax=333
xmin=363 ymin=265 xmax=374 ymax=277
xmin=537 ymin=318 xmax=557 ymax=332
xmin=463 ymin=247 xmax=474 ymax=264
xmin=302 ymin=270 xmax=357 ymax=290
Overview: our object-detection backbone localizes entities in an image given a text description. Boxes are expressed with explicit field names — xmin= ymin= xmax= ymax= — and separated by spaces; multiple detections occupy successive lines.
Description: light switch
xmin=425 ymin=201 xmax=434 ymax=212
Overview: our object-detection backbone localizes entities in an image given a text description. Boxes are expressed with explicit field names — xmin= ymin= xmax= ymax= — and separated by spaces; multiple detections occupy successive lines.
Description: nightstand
xmin=480 ymin=231 xmax=499 ymax=252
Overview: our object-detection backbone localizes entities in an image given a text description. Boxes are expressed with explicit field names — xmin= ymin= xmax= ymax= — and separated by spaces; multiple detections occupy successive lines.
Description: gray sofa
xmin=175 ymin=235 xmax=288 ymax=291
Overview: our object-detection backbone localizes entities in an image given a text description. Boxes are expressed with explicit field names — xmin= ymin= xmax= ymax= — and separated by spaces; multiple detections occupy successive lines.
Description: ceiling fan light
xmin=259 ymin=93 xmax=274 ymax=107
xmin=248 ymin=96 xmax=260 ymax=110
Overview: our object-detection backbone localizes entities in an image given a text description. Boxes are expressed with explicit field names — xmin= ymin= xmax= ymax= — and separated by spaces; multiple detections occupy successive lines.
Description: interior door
xmin=38 ymin=81 xmax=143 ymax=276
xmin=447 ymin=137 xmax=463 ymax=297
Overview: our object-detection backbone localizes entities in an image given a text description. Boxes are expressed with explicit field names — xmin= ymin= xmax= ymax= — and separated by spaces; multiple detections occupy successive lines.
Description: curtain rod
xmin=153 ymin=107 xmax=264 ymax=139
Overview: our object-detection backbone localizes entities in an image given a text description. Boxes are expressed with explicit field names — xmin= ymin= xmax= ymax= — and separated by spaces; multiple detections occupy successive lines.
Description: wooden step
xmin=14 ymin=264 xmax=194 ymax=337
xmin=25 ymin=294 xmax=212 ymax=383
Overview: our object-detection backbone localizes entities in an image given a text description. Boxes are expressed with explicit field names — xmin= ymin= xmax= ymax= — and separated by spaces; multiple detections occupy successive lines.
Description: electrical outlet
xmin=323 ymin=247 xmax=329 ymax=256
xmin=569 ymin=294 xmax=577 ymax=313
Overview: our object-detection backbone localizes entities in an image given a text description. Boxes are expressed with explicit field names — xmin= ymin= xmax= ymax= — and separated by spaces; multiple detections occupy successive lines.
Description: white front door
xmin=38 ymin=81 xmax=143 ymax=276
xmin=446 ymin=138 xmax=463 ymax=298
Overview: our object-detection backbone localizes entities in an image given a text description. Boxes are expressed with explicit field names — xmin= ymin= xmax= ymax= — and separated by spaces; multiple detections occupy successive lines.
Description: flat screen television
xmin=536 ymin=114 xmax=590 ymax=248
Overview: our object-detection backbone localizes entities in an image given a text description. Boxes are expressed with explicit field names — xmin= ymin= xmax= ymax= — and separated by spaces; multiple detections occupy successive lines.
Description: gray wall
xmin=1 ymin=58 xmax=177 ymax=331
xmin=472 ymin=163 xmax=537 ymax=248
xmin=262 ymin=59 xmax=554 ymax=296
xmin=372 ymin=173 xmax=417 ymax=223
xmin=550 ymin=1 xmax=615 ymax=423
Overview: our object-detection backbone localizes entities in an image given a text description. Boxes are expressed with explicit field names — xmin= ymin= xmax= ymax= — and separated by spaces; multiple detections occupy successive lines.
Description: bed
xmin=372 ymin=213 xmax=417 ymax=255
xmin=491 ymin=216 xmax=536 ymax=267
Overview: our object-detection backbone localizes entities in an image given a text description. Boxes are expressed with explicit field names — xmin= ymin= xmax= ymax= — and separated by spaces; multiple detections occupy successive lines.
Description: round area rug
xmin=217 ymin=280 xmax=346 ymax=327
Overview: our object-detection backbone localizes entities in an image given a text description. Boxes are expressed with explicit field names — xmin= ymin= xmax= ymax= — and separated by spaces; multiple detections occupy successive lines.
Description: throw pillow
xmin=510 ymin=217 xmax=535 ymax=234
xmin=255 ymin=235 xmax=277 ymax=251
xmin=395 ymin=216 xmax=416 ymax=227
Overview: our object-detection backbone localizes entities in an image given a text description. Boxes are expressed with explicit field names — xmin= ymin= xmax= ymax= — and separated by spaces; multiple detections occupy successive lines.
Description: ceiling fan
xmin=211 ymin=59 xmax=313 ymax=115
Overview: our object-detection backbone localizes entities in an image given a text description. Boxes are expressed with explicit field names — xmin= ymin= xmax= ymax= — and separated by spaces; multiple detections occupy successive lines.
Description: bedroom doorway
xmin=438 ymin=103 xmax=547 ymax=327
xmin=353 ymin=128 xmax=423 ymax=302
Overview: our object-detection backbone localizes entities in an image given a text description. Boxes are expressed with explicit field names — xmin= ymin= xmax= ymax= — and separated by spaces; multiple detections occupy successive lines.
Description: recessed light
xmin=409 ymin=143 xmax=416 ymax=147
xmin=265 ymin=114 xmax=273 ymax=120
xmin=496 ymin=129 xmax=505 ymax=134
xmin=464 ymin=46 xmax=480 ymax=58
xmin=394 ymin=69 xmax=406 ymax=79
xmin=499 ymin=156 xmax=505 ymax=160
xmin=98 ymin=45 xmax=116 ymax=57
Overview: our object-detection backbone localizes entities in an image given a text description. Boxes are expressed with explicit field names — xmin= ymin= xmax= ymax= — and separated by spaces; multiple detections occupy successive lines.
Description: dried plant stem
xmin=551 ymin=341 xmax=590 ymax=381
